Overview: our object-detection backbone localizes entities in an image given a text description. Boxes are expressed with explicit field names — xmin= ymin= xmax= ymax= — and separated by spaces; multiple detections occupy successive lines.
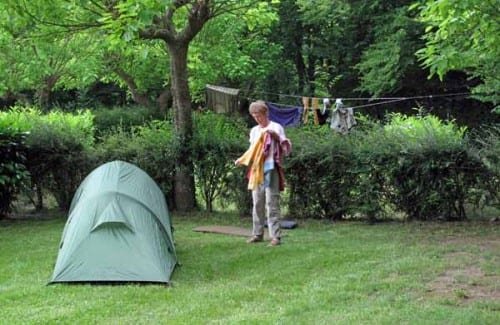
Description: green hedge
xmin=286 ymin=126 xmax=357 ymax=220
xmin=0 ymin=107 xmax=95 ymax=211
xmin=192 ymin=111 xmax=248 ymax=212
xmin=471 ymin=125 xmax=500 ymax=210
xmin=285 ymin=114 xmax=497 ymax=221
xmin=2 ymin=106 xmax=497 ymax=221
xmin=0 ymin=125 xmax=29 ymax=218
xmin=94 ymin=120 xmax=179 ymax=208
xmin=92 ymin=106 xmax=162 ymax=136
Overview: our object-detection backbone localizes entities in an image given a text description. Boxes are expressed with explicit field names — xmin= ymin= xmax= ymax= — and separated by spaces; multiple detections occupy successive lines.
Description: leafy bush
xmin=471 ymin=125 xmax=500 ymax=209
xmin=92 ymin=106 xmax=162 ymax=136
xmin=95 ymin=120 xmax=178 ymax=207
xmin=285 ymin=114 xmax=494 ymax=221
xmin=192 ymin=111 xmax=248 ymax=212
xmin=474 ymin=125 xmax=500 ymax=177
xmin=30 ymin=109 xmax=95 ymax=210
xmin=348 ymin=125 xmax=396 ymax=221
xmin=1 ymin=107 xmax=95 ymax=211
xmin=286 ymin=125 xmax=357 ymax=219
xmin=358 ymin=114 xmax=484 ymax=220
xmin=0 ymin=126 xmax=29 ymax=218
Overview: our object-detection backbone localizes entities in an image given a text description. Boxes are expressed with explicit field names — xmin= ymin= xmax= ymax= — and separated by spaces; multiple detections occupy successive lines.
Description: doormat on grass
xmin=193 ymin=221 xmax=297 ymax=238
xmin=193 ymin=226 xmax=270 ymax=240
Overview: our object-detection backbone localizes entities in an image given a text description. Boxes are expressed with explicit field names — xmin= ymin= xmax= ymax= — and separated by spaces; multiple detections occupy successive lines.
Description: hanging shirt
xmin=330 ymin=100 xmax=357 ymax=134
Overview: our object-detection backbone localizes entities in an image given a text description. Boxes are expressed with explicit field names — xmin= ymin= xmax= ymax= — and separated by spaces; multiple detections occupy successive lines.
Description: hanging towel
xmin=267 ymin=102 xmax=303 ymax=127
xmin=206 ymin=84 xmax=240 ymax=114
xmin=237 ymin=131 xmax=288 ymax=191
xmin=311 ymin=97 xmax=320 ymax=125
xmin=237 ymin=132 xmax=269 ymax=190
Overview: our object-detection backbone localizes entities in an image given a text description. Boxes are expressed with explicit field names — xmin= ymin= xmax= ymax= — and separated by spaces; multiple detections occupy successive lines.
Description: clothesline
xmin=248 ymin=90 xmax=469 ymax=102
xmin=247 ymin=92 xmax=469 ymax=109
xmin=207 ymin=84 xmax=472 ymax=133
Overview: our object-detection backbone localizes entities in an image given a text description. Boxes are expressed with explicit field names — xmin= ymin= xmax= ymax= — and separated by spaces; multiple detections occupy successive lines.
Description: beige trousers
xmin=251 ymin=169 xmax=281 ymax=239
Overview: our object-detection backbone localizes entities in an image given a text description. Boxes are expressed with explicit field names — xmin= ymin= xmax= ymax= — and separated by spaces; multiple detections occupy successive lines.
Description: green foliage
xmin=92 ymin=105 xmax=161 ymax=135
xmin=286 ymin=126 xmax=357 ymax=219
xmin=347 ymin=126 xmax=395 ymax=221
xmin=0 ymin=128 xmax=29 ymax=218
xmin=285 ymin=114 xmax=495 ymax=221
xmin=355 ymin=7 xmax=424 ymax=96
xmin=1 ymin=107 xmax=95 ymax=211
xmin=358 ymin=114 xmax=485 ymax=221
xmin=100 ymin=40 xmax=170 ymax=104
xmin=382 ymin=113 xmax=467 ymax=150
xmin=0 ymin=1 xmax=103 ymax=106
xmin=95 ymin=120 xmax=179 ymax=206
xmin=286 ymin=0 xmax=424 ymax=97
xmin=472 ymin=125 xmax=500 ymax=209
xmin=188 ymin=3 xmax=281 ymax=101
xmin=191 ymin=111 xmax=248 ymax=212
xmin=415 ymin=0 xmax=500 ymax=107
xmin=27 ymin=109 xmax=95 ymax=150
xmin=475 ymin=125 xmax=500 ymax=177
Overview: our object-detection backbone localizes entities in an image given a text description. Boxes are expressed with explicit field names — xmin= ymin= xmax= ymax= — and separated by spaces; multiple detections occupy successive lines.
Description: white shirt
xmin=249 ymin=121 xmax=287 ymax=170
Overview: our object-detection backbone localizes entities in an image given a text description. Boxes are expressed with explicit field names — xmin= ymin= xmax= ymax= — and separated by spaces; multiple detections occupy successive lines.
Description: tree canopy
xmin=414 ymin=0 xmax=499 ymax=109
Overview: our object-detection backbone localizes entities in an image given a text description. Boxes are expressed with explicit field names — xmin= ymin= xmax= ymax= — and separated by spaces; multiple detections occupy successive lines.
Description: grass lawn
xmin=1 ymin=212 xmax=499 ymax=324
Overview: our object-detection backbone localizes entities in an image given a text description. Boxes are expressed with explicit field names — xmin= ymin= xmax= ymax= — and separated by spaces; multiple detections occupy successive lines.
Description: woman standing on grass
xmin=235 ymin=100 xmax=291 ymax=246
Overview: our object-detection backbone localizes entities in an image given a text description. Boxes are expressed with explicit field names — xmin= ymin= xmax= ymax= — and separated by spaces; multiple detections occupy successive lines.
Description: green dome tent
xmin=50 ymin=160 xmax=177 ymax=284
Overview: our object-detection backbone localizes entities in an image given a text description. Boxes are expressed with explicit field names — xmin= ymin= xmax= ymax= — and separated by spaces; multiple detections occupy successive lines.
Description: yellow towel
xmin=237 ymin=132 xmax=268 ymax=190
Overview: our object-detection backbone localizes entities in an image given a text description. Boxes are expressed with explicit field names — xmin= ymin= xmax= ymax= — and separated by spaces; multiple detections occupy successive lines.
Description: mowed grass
xmin=0 ymin=212 xmax=499 ymax=324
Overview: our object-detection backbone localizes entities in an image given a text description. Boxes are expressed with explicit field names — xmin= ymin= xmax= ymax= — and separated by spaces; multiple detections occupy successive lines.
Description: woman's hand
xmin=267 ymin=130 xmax=280 ymax=142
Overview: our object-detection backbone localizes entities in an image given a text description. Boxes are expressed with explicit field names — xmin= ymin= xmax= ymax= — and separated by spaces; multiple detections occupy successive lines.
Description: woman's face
xmin=251 ymin=111 xmax=269 ymax=127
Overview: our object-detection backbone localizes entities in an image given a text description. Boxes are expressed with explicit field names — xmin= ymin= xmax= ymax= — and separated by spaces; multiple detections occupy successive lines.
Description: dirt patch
xmin=426 ymin=236 xmax=500 ymax=304
xmin=428 ymin=266 xmax=500 ymax=302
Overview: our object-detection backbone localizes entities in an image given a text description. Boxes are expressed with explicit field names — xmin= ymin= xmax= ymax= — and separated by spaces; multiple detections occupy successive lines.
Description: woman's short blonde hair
xmin=249 ymin=100 xmax=268 ymax=115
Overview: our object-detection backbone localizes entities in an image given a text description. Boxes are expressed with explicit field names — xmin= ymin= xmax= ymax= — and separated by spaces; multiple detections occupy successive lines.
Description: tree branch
xmin=20 ymin=0 xmax=104 ymax=31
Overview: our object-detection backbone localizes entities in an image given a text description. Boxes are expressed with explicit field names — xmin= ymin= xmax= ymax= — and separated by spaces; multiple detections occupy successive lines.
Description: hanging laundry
xmin=317 ymin=98 xmax=331 ymax=125
xmin=302 ymin=97 xmax=310 ymax=124
xmin=302 ymin=97 xmax=321 ymax=125
xmin=266 ymin=102 xmax=303 ymax=127
xmin=322 ymin=98 xmax=331 ymax=115
xmin=330 ymin=99 xmax=357 ymax=134
xmin=311 ymin=97 xmax=320 ymax=125
xmin=206 ymin=84 xmax=240 ymax=114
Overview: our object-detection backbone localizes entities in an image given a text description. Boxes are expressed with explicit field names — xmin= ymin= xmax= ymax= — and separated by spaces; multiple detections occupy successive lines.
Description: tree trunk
xmin=36 ymin=74 xmax=59 ymax=109
xmin=35 ymin=184 xmax=44 ymax=211
xmin=293 ymin=29 xmax=306 ymax=94
xmin=114 ymin=67 xmax=152 ymax=107
xmin=167 ymin=42 xmax=196 ymax=211
xmin=36 ymin=87 xmax=50 ymax=109
xmin=306 ymin=51 xmax=317 ymax=95
xmin=156 ymin=88 xmax=172 ymax=114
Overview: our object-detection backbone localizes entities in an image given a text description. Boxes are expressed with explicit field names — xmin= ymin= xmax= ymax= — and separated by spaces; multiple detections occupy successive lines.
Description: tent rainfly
xmin=50 ymin=160 xmax=177 ymax=284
